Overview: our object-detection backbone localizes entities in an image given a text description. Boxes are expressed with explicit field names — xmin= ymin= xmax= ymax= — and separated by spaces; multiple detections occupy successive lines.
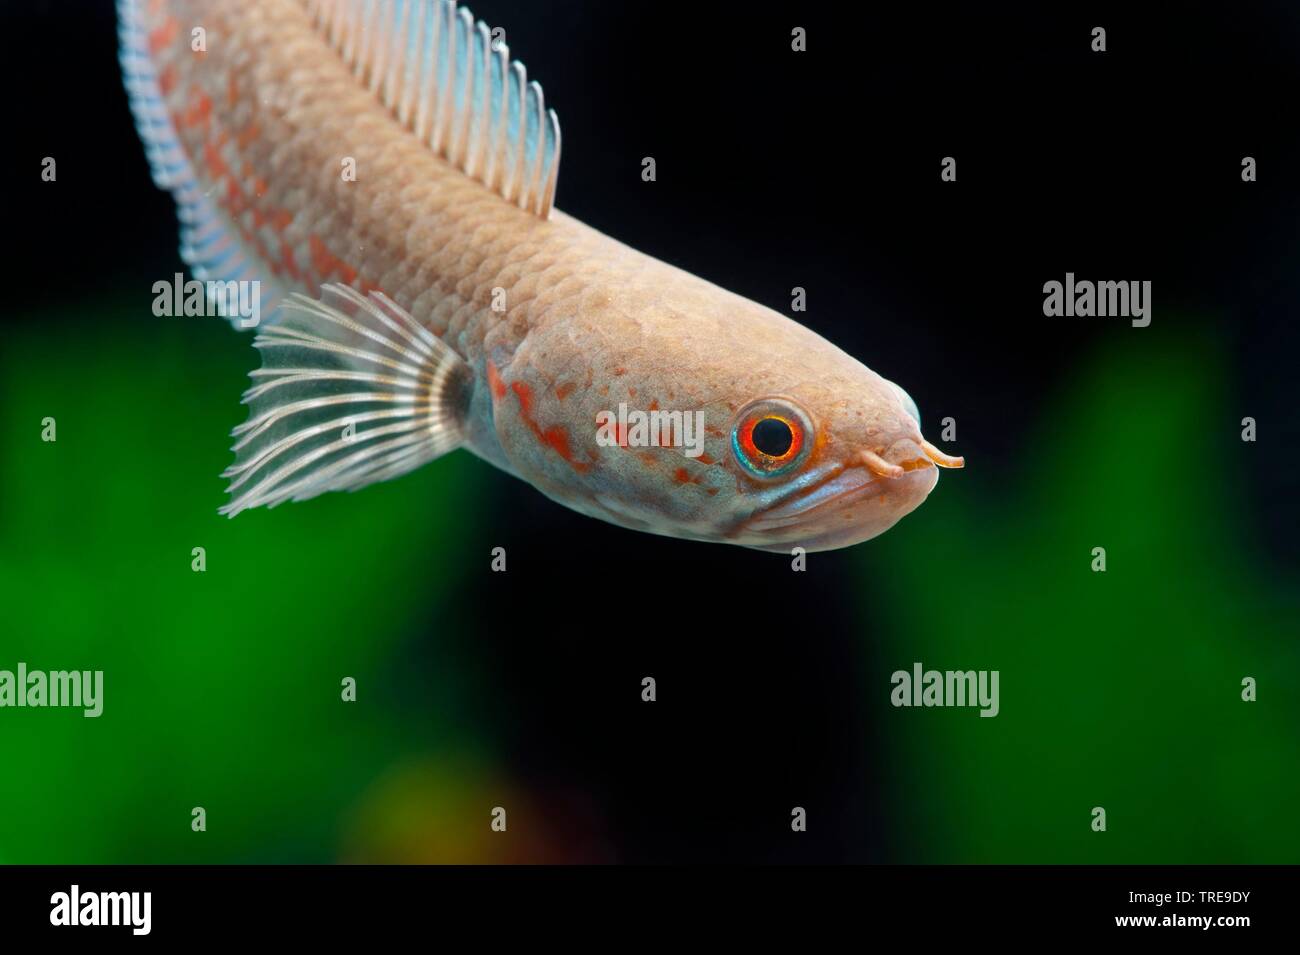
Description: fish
xmin=118 ymin=0 xmax=964 ymax=553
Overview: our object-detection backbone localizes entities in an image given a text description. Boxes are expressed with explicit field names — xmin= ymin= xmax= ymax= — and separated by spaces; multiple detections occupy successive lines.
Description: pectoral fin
xmin=220 ymin=284 xmax=471 ymax=517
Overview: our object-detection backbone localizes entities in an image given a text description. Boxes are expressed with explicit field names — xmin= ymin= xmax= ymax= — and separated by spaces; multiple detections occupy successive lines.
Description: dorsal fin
xmin=304 ymin=0 xmax=561 ymax=218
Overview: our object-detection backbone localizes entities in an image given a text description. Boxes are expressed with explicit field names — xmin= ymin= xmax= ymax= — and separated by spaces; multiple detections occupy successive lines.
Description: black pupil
xmin=752 ymin=417 xmax=794 ymax=457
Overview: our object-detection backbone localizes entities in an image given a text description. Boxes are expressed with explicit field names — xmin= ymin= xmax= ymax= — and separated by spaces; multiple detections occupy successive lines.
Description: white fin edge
xmin=303 ymin=0 xmax=562 ymax=218
xmin=221 ymin=284 xmax=471 ymax=516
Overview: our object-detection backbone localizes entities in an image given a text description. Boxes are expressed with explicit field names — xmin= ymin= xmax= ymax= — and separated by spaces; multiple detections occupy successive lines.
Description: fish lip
xmin=744 ymin=464 xmax=883 ymax=532
xmin=741 ymin=446 xmax=938 ymax=536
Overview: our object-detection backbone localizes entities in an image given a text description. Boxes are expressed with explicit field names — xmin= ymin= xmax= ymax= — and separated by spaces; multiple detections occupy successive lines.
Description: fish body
xmin=120 ymin=0 xmax=963 ymax=551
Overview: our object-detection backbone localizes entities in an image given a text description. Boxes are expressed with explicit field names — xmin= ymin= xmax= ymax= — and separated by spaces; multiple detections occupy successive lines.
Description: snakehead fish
xmin=118 ymin=0 xmax=964 ymax=552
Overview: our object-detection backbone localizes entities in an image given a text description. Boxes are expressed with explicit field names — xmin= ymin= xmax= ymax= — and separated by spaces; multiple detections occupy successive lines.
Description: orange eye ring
xmin=731 ymin=397 xmax=814 ymax=479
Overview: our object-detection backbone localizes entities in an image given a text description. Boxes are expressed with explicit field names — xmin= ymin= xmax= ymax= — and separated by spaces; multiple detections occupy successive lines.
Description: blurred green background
xmin=0 ymin=299 xmax=536 ymax=864
xmin=862 ymin=333 xmax=1300 ymax=863
xmin=4 ymin=0 xmax=1300 ymax=865
xmin=2 ymin=298 xmax=1295 ymax=863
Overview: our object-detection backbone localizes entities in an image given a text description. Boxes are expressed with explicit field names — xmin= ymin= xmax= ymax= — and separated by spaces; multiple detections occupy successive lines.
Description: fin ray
xmin=221 ymin=285 xmax=472 ymax=516
xmin=305 ymin=0 xmax=561 ymax=218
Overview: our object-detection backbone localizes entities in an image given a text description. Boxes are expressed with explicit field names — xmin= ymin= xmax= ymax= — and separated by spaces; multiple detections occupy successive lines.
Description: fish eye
xmin=731 ymin=397 xmax=814 ymax=480
xmin=752 ymin=417 xmax=793 ymax=456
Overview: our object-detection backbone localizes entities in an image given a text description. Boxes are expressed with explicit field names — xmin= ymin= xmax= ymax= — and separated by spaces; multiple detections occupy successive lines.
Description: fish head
xmin=716 ymin=376 xmax=963 ymax=552
xmin=675 ymin=307 xmax=965 ymax=553
xmin=523 ymin=265 xmax=964 ymax=553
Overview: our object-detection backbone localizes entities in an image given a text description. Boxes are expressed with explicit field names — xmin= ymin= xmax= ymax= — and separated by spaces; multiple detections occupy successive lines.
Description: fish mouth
xmin=738 ymin=437 xmax=963 ymax=547
xmin=746 ymin=464 xmax=889 ymax=532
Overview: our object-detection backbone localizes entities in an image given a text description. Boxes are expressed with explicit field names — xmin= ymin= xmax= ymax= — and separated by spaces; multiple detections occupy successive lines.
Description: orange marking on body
xmin=511 ymin=380 xmax=590 ymax=473
xmin=541 ymin=426 xmax=583 ymax=467
xmin=628 ymin=386 xmax=637 ymax=397
xmin=278 ymin=242 xmax=303 ymax=281
xmin=237 ymin=123 xmax=261 ymax=150
xmin=510 ymin=381 xmax=534 ymax=415
xmin=613 ymin=367 xmax=627 ymax=376
xmin=647 ymin=399 xmax=659 ymax=412
xmin=697 ymin=453 xmax=715 ymax=465
xmin=148 ymin=16 xmax=179 ymax=55
xmin=158 ymin=64 xmax=177 ymax=97
xmin=224 ymin=180 xmax=253 ymax=223
xmin=555 ymin=381 xmax=575 ymax=401
xmin=270 ymin=209 xmax=293 ymax=233
xmin=203 ymin=140 xmax=231 ymax=182
xmin=227 ymin=72 xmax=239 ymax=108
xmin=180 ymin=88 xmax=212 ymax=129
xmin=673 ymin=467 xmax=704 ymax=486
xmin=487 ymin=361 xmax=507 ymax=401
xmin=308 ymin=235 xmax=358 ymax=286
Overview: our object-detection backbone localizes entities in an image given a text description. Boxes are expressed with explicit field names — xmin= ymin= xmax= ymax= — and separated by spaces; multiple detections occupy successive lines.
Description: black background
xmin=6 ymin=0 xmax=1300 ymax=863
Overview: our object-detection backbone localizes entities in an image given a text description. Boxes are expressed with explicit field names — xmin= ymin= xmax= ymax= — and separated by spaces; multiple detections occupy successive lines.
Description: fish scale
xmin=121 ymin=0 xmax=964 ymax=551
